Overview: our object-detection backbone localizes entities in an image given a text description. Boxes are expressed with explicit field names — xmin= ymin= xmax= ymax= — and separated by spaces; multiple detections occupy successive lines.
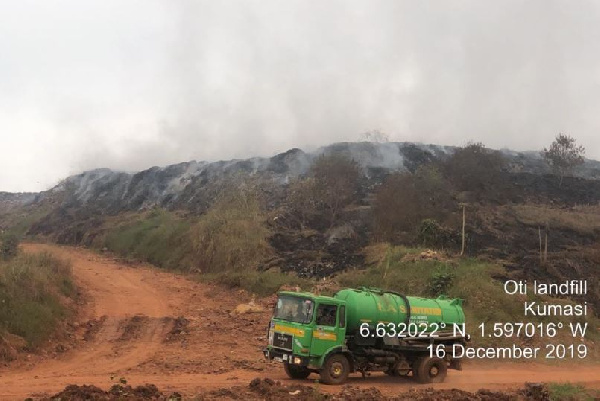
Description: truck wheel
xmin=414 ymin=357 xmax=447 ymax=383
xmin=283 ymin=362 xmax=311 ymax=379
xmin=320 ymin=354 xmax=350 ymax=385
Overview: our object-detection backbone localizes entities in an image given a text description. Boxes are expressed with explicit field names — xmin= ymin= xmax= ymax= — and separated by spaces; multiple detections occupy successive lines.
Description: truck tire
xmin=320 ymin=354 xmax=350 ymax=385
xmin=414 ymin=357 xmax=447 ymax=383
xmin=283 ymin=362 xmax=311 ymax=379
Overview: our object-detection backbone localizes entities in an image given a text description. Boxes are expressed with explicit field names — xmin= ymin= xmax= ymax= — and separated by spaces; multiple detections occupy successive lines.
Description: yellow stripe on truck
xmin=313 ymin=331 xmax=337 ymax=341
xmin=274 ymin=324 xmax=305 ymax=338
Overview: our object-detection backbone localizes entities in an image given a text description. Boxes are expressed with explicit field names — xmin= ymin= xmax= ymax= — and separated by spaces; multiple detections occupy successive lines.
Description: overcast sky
xmin=1 ymin=1 xmax=599 ymax=192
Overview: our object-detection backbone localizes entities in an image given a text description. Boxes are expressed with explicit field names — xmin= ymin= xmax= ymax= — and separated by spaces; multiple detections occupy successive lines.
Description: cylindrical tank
xmin=334 ymin=287 xmax=465 ymax=333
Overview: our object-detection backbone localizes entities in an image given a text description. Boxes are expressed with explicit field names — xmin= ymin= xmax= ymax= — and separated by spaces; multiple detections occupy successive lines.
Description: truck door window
xmin=339 ymin=306 xmax=346 ymax=328
xmin=316 ymin=304 xmax=337 ymax=327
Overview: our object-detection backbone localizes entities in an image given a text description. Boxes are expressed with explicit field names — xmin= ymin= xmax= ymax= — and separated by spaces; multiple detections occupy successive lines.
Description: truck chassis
xmin=265 ymin=331 xmax=466 ymax=384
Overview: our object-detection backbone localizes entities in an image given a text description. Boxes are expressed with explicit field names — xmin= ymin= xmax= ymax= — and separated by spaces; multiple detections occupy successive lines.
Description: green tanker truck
xmin=264 ymin=287 xmax=467 ymax=384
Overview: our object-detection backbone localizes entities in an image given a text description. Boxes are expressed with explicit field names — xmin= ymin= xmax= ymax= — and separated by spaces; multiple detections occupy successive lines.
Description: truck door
xmin=311 ymin=303 xmax=345 ymax=356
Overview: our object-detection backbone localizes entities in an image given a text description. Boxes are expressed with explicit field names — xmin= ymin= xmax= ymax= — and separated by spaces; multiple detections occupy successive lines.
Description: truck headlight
xmin=294 ymin=357 xmax=302 ymax=364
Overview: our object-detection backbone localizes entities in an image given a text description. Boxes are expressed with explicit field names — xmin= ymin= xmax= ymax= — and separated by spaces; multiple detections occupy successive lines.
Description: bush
xmin=427 ymin=267 xmax=455 ymax=296
xmin=417 ymin=219 xmax=461 ymax=250
xmin=336 ymin=244 xmax=600 ymax=347
xmin=444 ymin=142 xmax=506 ymax=193
xmin=547 ymin=382 xmax=593 ymax=401
xmin=102 ymin=188 xmax=274 ymax=275
xmin=372 ymin=173 xmax=420 ymax=241
xmin=0 ymin=252 xmax=75 ymax=348
xmin=0 ymin=233 xmax=19 ymax=260
xmin=103 ymin=210 xmax=193 ymax=271
xmin=310 ymin=154 xmax=362 ymax=228
xmin=201 ymin=271 xmax=312 ymax=297
xmin=191 ymin=185 xmax=273 ymax=273
xmin=372 ymin=166 xmax=453 ymax=243
xmin=284 ymin=178 xmax=320 ymax=230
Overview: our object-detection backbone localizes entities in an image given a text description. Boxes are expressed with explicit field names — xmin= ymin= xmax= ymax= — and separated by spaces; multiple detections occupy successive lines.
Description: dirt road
xmin=1 ymin=244 xmax=599 ymax=399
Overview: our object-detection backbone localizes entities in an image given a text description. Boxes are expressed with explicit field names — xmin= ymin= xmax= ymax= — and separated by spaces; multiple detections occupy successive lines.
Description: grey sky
xmin=1 ymin=0 xmax=599 ymax=192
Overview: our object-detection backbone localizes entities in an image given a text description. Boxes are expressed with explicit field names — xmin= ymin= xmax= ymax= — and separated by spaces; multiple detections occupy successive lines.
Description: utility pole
xmin=544 ymin=222 xmax=549 ymax=264
xmin=538 ymin=227 xmax=543 ymax=264
xmin=459 ymin=203 xmax=467 ymax=256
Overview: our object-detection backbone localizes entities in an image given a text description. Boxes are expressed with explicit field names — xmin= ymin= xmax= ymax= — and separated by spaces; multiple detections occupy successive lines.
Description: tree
xmin=372 ymin=166 xmax=453 ymax=243
xmin=542 ymin=133 xmax=585 ymax=186
xmin=191 ymin=182 xmax=273 ymax=273
xmin=310 ymin=154 xmax=362 ymax=228
xmin=285 ymin=178 xmax=319 ymax=230
xmin=444 ymin=142 xmax=506 ymax=193
xmin=373 ymin=173 xmax=421 ymax=242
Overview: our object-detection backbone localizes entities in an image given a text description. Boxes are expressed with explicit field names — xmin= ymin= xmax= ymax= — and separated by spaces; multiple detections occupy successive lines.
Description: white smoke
xmin=1 ymin=0 xmax=599 ymax=191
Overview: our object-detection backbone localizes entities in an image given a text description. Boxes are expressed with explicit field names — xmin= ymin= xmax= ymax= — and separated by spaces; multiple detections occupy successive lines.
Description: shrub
xmin=417 ymin=219 xmax=461 ymax=250
xmin=418 ymin=219 xmax=442 ymax=247
xmin=103 ymin=210 xmax=193 ymax=271
xmin=335 ymin=245 xmax=600 ymax=347
xmin=201 ymin=271 xmax=312 ymax=297
xmin=102 ymin=186 xmax=274 ymax=275
xmin=444 ymin=142 xmax=506 ymax=193
xmin=0 ymin=233 xmax=19 ymax=260
xmin=372 ymin=167 xmax=453 ymax=243
xmin=547 ymin=382 xmax=593 ymax=401
xmin=310 ymin=154 xmax=362 ymax=228
xmin=427 ymin=267 xmax=455 ymax=296
xmin=372 ymin=173 xmax=420 ymax=241
xmin=191 ymin=185 xmax=273 ymax=273
xmin=285 ymin=178 xmax=320 ymax=230
xmin=0 ymin=252 xmax=75 ymax=349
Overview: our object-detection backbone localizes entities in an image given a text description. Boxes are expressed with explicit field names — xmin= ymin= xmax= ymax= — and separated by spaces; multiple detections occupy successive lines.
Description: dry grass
xmin=337 ymin=243 xmax=600 ymax=350
xmin=0 ymin=251 xmax=75 ymax=349
xmin=512 ymin=204 xmax=600 ymax=235
xmin=102 ymin=209 xmax=194 ymax=271
xmin=191 ymin=191 xmax=274 ymax=273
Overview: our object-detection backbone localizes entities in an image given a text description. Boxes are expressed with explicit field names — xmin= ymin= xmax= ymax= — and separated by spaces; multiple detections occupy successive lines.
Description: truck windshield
xmin=274 ymin=296 xmax=314 ymax=324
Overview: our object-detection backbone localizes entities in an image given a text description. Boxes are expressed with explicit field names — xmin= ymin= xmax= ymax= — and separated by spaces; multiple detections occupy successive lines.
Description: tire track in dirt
xmin=0 ymin=243 xmax=249 ymax=400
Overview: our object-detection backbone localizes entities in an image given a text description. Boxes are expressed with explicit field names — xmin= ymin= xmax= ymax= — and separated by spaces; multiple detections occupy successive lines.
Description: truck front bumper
xmin=263 ymin=348 xmax=309 ymax=367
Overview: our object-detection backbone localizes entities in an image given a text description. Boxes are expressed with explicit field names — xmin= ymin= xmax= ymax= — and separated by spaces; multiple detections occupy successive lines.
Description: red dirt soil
xmin=0 ymin=244 xmax=599 ymax=400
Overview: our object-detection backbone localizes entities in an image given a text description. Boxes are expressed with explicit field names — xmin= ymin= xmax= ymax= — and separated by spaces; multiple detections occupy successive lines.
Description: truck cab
xmin=263 ymin=291 xmax=350 ymax=383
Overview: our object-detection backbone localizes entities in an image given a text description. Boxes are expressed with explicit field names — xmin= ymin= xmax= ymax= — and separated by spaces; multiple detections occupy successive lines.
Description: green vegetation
xmin=97 ymin=204 xmax=307 ymax=296
xmin=548 ymin=382 xmax=596 ymax=401
xmin=4 ymin=206 xmax=53 ymax=238
xmin=444 ymin=141 xmax=507 ymax=193
xmin=372 ymin=166 xmax=455 ymax=244
xmin=542 ymin=133 xmax=586 ymax=186
xmin=99 ymin=184 xmax=273 ymax=275
xmin=336 ymin=244 xmax=599 ymax=347
xmin=1 ymin=233 xmax=20 ymax=260
xmin=200 ymin=271 xmax=313 ymax=297
xmin=191 ymin=187 xmax=273 ymax=273
xmin=285 ymin=153 xmax=362 ymax=230
xmin=427 ymin=266 xmax=455 ymax=296
xmin=0 ymin=252 xmax=75 ymax=349
xmin=102 ymin=209 xmax=194 ymax=271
